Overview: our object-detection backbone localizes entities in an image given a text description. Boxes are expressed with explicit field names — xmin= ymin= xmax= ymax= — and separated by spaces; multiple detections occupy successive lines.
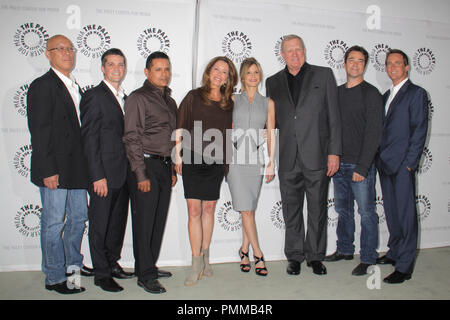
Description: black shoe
xmin=324 ymin=251 xmax=354 ymax=262
xmin=45 ymin=281 xmax=86 ymax=294
xmin=138 ymin=279 xmax=166 ymax=294
xmin=157 ymin=269 xmax=172 ymax=278
xmin=376 ymin=255 xmax=396 ymax=266
xmin=351 ymin=263 xmax=374 ymax=276
xmin=307 ymin=261 xmax=327 ymax=275
xmin=111 ymin=263 xmax=135 ymax=279
xmin=383 ymin=270 xmax=412 ymax=284
xmin=94 ymin=277 xmax=123 ymax=292
xmin=65 ymin=265 xmax=95 ymax=277
xmin=286 ymin=260 xmax=301 ymax=275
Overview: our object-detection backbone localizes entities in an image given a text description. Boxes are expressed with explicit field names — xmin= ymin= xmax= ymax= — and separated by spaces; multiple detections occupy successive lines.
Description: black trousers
xmin=129 ymin=158 xmax=173 ymax=282
xmin=278 ymin=156 xmax=329 ymax=263
xmin=88 ymin=180 xmax=130 ymax=280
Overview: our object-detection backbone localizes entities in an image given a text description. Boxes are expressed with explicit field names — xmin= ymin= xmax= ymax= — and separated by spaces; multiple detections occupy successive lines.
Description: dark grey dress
xmin=227 ymin=92 xmax=268 ymax=211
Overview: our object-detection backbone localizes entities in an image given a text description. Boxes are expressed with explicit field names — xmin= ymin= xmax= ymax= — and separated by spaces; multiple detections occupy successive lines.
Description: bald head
xmin=46 ymin=35 xmax=71 ymax=50
xmin=45 ymin=35 xmax=76 ymax=77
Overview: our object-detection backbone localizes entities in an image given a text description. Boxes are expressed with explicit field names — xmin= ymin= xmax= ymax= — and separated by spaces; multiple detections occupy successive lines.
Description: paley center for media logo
xmin=137 ymin=27 xmax=171 ymax=58
xmin=76 ymin=24 xmax=111 ymax=59
xmin=222 ymin=31 xmax=252 ymax=64
xmin=15 ymin=204 xmax=41 ymax=237
xmin=14 ymin=22 xmax=49 ymax=57
xmin=324 ymin=39 xmax=349 ymax=69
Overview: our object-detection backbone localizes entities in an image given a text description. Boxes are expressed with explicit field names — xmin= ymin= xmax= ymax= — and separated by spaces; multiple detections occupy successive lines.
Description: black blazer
xmin=80 ymin=81 xmax=128 ymax=189
xmin=266 ymin=64 xmax=341 ymax=172
xmin=27 ymin=69 xmax=88 ymax=189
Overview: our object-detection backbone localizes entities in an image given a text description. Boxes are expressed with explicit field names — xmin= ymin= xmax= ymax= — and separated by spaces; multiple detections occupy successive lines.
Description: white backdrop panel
xmin=0 ymin=0 xmax=449 ymax=271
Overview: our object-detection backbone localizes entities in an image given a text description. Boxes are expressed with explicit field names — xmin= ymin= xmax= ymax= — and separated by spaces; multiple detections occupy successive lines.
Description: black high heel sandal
xmin=254 ymin=255 xmax=268 ymax=276
xmin=239 ymin=248 xmax=251 ymax=273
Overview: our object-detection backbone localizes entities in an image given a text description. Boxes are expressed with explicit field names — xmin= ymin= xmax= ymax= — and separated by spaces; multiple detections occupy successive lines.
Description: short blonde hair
xmin=239 ymin=57 xmax=263 ymax=92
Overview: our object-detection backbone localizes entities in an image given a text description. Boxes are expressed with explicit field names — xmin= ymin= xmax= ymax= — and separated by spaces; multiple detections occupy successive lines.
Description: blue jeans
xmin=39 ymin=187 xmax=88 ymax=285
xmin=332 ymin=163 xmax=378 ymax=264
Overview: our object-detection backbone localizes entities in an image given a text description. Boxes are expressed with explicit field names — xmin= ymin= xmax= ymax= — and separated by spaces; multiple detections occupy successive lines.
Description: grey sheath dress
xmin=227 ymin=91 xmax=268 ymax=211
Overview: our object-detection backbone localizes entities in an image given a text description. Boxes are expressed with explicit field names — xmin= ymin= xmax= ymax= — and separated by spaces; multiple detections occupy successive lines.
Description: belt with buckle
xmin=144 ymin=153 xmax=172 ymax=164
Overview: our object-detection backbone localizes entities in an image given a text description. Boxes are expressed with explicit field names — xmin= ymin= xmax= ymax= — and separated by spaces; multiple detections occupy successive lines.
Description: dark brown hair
xmin=199 ymin=56 xmax=237 ymax=110
xmin=344 ymin=45 xmax=369 ymax=67
xmin=385 ymin=49 xmax=409 ymax=66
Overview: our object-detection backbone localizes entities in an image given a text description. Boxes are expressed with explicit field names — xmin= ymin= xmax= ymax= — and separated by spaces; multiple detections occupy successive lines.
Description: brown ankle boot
xmin=202 ymin=248 xmax=213 ymax=277
xmin=184 ymin=255 xmax=204 ymax=286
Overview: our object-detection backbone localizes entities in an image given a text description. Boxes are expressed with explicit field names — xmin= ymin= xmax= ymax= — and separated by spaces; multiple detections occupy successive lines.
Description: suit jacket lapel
xmin=49 ymin=69 xmax=80 ymax=129
xmin=280 ymin=71 xmax=296 ymax=109
xmin=385 ymin=79 xmax=411 ymax=121
xmin=296 ymin=68 xmax=313 ymax=109
xmin=100 ymin=81 xmax=124 ymax=117
xmin=382 ymin=91 xmax=389 ymax=125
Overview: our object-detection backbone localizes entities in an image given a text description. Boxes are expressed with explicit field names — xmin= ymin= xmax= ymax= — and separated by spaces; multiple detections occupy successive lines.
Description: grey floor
xmin=1 ymin=246 xmax=449 ymax=300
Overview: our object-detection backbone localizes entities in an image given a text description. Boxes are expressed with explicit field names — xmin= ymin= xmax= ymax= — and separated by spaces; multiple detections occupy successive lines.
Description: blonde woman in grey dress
xmin=227 ymin=58 xmax=275 ymax=276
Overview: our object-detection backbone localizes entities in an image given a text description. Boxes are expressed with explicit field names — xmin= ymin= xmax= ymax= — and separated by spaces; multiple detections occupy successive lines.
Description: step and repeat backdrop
xmin=1 ymin=0 xmax=449 ymax=271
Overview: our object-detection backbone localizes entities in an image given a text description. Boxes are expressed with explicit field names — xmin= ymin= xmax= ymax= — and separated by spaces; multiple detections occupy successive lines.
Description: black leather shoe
xmin=286 ymin=260 xmax=301 ymax=275
xmin=307 ymin=261 xmax=327 ymax=275
xmin=45 ymin=281 xmax=86 ymax=294
xmin=376 ymin=255 xmax=396 ymax=265
xmin=351 ymin=263 xmax=374 ymax=276
xmin=65 ymin=265 xmax=95 ymax=277
xmin=324 ymin=251 xmax=354 ymax=262
xmin=157 ymin=269 xmax=172 ymax=278
xmin=94 ymin=277 xmax=123 ymax=292
xmin=138 ymin=279 xmax=166 ymax=294
xmin=383 ymin=270 xmax=411 ymax=284
xmin=111 ymin=264 xmax=135 ymax=279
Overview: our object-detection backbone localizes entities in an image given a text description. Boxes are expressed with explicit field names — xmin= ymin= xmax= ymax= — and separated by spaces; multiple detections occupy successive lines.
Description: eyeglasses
xmin=48 ymin=47 xmax=77 ymax=53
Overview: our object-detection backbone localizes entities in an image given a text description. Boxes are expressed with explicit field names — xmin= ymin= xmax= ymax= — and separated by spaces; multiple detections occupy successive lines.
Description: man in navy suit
xmin=80 ymin=48 xmax=135 ymax=292
xmin=27 ymin=35 xmax=93 ymax=294
xmin=376 ymin=49 xmax=428 ymax=284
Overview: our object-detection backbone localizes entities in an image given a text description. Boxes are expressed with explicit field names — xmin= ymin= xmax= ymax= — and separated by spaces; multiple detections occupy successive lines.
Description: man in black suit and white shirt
xmin=80 ymin=48 xmax=135 ymax=292
xmin=266 ymin=34 xmax=341 ymax=276
xmin=27 ymin=34 xmax=94 ymax=294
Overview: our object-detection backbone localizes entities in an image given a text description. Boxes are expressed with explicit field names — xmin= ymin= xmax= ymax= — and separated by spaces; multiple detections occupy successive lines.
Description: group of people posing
xmin=26 ymin=33 xmax=428 ymax=295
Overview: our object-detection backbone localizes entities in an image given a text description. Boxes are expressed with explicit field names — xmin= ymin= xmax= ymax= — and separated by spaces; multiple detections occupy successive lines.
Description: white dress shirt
xmin=103 ymin=80 xmax=125 ymax=113
xmin=385 ymin=77 xmax=408 ymax=115
xmin=52 ymin=67 xmax=81 ymax=124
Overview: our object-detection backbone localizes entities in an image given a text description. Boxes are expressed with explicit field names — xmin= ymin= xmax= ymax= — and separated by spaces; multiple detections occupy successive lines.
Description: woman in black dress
xmin=175 ymin=56 xmax=237 ymax=286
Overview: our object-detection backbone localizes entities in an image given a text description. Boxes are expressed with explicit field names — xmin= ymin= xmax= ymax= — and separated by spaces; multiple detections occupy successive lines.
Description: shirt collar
xmin=390 ymin=77 xmax=408 ymax=94
xmin=285 ymin=62 xmax=309 ymax=78
xmin=51 ymin=67 xmax=78 ymax=89
xmin=144 ymin=79 xmax=171 ymax=97
xmin=103 ymin=80 xmax=124 ymax=98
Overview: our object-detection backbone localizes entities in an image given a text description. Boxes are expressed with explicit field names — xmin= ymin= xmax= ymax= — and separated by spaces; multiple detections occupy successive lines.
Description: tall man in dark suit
xmin=80 ymin=48 xmax=135 ymax=293
xmin=376 ymin=49 xmax=428 ymax=284
xmin=266 ymin=34 xmax=341 ymax=276
xmin=27 ymin=34 xmax=93 ymax=294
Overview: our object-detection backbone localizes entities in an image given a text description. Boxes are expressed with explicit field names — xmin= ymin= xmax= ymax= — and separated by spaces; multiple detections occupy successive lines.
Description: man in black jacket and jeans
xmin=27 ymin=35 xmax=93 ymax=294
xmin=324 ymin=46 xmax=384 ymax=276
